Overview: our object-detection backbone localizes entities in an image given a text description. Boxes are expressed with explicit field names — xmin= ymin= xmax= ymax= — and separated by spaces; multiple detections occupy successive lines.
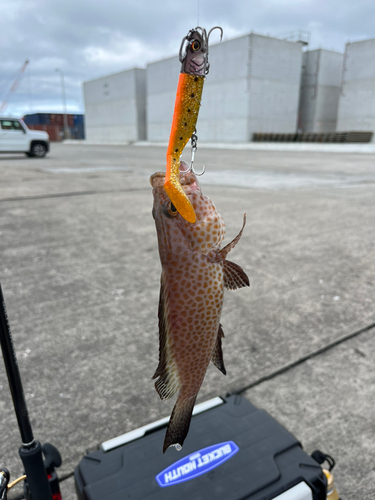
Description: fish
xmin=151 ymin=162 xmax=249 ymax=452
xmin=164 ymin=26 xmax=223 ymax=224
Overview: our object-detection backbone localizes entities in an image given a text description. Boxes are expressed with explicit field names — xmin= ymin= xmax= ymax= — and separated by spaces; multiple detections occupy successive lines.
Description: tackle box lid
xmin=74 ymin=395 xmax=326 ymax=500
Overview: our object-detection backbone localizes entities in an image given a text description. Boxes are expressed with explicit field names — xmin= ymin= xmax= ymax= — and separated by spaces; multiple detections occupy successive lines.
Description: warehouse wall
xmin=147 ymin=35 xmax=250 ymax=142
xmin=196 ymin=35 xmax=250 ymax=142
xmin=147 ymin=33 xmax=303 ymax=142
xmin=135 ymin=69 xmax=147 ymax=141
xmin=337 ymin=38 xmax=375 ymax=141
xmin=247 ymin=34 xmax=303 ymax=139
xmin=299 ymin=49 xmax=343 ymax=133
xmin=146 ymin=54 xmax=180 ymax=142
xmin=83 ymin=68 xmax=146 ymax=143
xmin=298 ymin=50 xmax=319 ymax=131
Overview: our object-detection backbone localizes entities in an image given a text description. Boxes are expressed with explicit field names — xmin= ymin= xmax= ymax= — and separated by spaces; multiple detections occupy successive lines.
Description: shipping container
xmin=23 ymin=113 xmax=85 ymax=140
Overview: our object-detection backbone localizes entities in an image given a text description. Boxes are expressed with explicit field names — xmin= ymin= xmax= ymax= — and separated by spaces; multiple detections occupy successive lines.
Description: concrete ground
xmin=0 ymin=143 xmax=374 ymax=499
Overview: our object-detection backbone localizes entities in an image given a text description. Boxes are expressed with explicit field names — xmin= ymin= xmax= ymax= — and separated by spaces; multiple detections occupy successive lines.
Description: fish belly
xmin=165 ymin=256 xmax=224 ymax=397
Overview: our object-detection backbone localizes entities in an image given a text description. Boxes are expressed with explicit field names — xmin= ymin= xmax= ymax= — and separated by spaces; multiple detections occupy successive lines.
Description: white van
xmin=0 ymin=117 xmax=50 ymax=157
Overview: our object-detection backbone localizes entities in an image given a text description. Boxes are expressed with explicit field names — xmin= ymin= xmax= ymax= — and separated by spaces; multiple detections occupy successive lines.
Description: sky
xmin=1 ymin=0 xmax=374 ymax=117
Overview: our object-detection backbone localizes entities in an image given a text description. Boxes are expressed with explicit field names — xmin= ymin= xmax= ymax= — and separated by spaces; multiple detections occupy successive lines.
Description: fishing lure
xmin=164 ymin=26 xmax=223 ymax=224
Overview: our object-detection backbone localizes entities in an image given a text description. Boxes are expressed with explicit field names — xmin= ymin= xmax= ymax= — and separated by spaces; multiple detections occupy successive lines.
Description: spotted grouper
xmin=150 ymin=162 xmax=249 ymax=453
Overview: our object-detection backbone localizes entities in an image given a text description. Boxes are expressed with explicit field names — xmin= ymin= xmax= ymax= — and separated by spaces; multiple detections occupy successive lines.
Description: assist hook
xmin=180 ymin=131 xmax=205 ymax=176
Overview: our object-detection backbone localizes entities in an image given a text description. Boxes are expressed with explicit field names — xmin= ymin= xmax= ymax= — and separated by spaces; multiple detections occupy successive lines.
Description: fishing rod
xmin=0 ymin=283 xmax=61 ymax=500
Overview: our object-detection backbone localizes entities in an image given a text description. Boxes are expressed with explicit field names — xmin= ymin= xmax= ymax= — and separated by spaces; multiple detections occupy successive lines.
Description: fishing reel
xmin=0 ymin=444 xmax=62 ymax=500
xmin=0 ymin=469 xmax=9 ymax=500
xmin=0 ymin=469 xmax=26 ymax=500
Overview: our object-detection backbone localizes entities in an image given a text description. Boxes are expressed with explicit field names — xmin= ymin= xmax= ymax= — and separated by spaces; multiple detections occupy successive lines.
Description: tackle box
xmin=74 ymin=395 xmax=327 ymax=500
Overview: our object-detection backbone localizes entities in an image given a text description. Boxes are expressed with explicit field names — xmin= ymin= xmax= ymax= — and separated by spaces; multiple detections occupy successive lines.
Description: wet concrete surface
xmin=0 ymin=143 xmax=374 ymax=498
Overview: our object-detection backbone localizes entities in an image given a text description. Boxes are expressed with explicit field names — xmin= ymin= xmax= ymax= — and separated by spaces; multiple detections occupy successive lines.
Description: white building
xmin=147 ymin=33 xmax=304 ymax=142
xmin=83 ymin=68 xmax=146 ymax=143
xmin=337 ymin=38 xmax=375 ymax=141
xmin=298 ymin=49 xmax=343 ymax=133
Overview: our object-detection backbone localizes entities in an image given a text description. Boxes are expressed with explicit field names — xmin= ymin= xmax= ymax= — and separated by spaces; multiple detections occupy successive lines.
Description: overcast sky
xmin=1 ymin=0 xmax=374 ymax=117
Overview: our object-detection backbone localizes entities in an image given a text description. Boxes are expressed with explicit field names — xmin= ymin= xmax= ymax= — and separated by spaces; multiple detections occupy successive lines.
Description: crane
xmin=0 ymin=60 xmax=29 ymax=114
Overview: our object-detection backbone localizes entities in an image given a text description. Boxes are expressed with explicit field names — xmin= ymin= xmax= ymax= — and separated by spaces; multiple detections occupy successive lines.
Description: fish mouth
xmin=150 ymin=170 xmax=201 ymax=214
xmin=150 ymin=172 xmax=165 ymax=187
xmin=180 ymin=171 xmax=200 ymax=195
xmin=150 ymin=170 xmax=200 ymax=193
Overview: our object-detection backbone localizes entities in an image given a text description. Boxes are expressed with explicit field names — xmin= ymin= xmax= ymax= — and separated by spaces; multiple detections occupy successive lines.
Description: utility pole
xmin=55 ymin=68 xmax=69 ymax=140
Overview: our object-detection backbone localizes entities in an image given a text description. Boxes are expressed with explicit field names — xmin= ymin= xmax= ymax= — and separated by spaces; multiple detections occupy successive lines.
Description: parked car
xmin=0 ymin=117 xmax=50 ymax=157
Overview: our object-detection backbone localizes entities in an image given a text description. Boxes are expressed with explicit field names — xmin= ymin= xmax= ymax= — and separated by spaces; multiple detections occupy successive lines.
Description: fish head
xmin=150 ymin=162 xmax=225 ymax=263
xmin=179 ymin=28 xmax=208 ymax=76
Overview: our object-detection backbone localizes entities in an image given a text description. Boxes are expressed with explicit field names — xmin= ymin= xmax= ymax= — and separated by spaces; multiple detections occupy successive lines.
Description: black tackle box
xmin=75 ymin=395 xmax=326 ymax=500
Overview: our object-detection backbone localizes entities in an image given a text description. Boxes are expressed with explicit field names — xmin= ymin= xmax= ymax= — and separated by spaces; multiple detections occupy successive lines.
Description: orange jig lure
xmin=164 ymin=26 xmax=223 ymax=223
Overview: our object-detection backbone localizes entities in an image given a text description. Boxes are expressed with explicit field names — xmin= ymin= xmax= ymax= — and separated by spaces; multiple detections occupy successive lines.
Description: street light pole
xmin=55 ymin=68 xmax=69 ymax=140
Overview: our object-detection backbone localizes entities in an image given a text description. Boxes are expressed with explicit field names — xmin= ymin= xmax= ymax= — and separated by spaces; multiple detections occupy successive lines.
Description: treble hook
xmin=207 ymin=26 xmax=223 ymax=43
xmin=180 ymin=131 xmax=205 ymax=176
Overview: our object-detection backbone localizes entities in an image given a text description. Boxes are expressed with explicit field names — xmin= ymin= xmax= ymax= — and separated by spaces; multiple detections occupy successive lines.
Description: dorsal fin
xmin=152 ymin=274 xmax=181 ymax=400
xmin=207 ymin=214 xmax=247 ymax=263
xmin=223 ymin=260 xmax=250 ymax=290
xmin=217 ymin=214 xmax=246 ymax=261
xmin=211 ymin=324 xmax=226 ymax=375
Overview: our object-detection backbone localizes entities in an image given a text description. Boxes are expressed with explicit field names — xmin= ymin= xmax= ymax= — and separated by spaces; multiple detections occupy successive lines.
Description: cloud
xmin=82 ymin=36 xmax=163 ymax=72
xmin=0 ymin=0 xmax=374 ymax=116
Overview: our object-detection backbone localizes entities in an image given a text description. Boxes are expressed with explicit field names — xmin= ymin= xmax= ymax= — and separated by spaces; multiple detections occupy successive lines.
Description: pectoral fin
xmin=211 ymin=324 xmax=226 ymax=375
xmin=223 ymin=260 xmax=250 ymax=290
xmin=152 ymin=275 xmax=181 ymax=400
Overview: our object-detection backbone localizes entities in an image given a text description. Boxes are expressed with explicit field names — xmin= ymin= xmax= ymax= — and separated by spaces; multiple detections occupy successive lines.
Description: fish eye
xmin=191 ymin=40 xmax=201 ymax=51
xmin=168 ymin=202 xmax=178 ymax=216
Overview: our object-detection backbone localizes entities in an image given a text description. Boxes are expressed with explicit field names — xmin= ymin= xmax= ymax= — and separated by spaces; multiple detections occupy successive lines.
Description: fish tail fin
xmin=163 ymin=393 xmax=197 ymax=453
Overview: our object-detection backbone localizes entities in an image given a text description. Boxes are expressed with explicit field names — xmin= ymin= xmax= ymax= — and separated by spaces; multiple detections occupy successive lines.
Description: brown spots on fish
xmin=151 ymin=168 xmax=248 ymax=452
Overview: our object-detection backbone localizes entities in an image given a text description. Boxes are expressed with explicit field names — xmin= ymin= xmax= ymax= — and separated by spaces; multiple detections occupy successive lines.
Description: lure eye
xmin=191 ymin=40 xmax=201 ymax=51
xmin=168 ymin=202 xmax=178 ymax=217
